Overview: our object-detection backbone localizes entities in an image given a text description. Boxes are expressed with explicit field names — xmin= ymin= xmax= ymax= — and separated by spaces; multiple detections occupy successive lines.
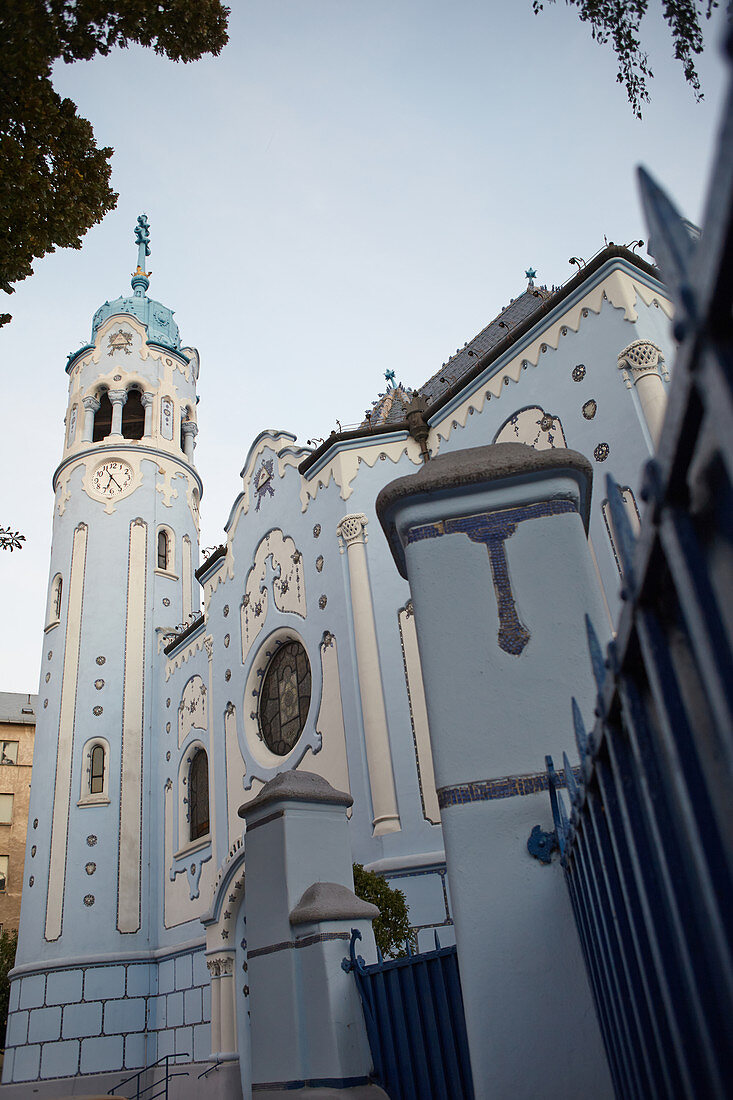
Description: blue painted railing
xmin=546 ymin=39 xmax=733 ymax=1100
xmin=343 ymin=928 xmax=474 ymax=1099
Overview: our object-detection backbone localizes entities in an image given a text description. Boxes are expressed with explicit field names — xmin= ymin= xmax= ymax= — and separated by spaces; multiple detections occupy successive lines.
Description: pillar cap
xmin=290 ymin=882 xmax=379 ymax=925
xmin=238 ymin=769 xmax=353 ymax=818
xmin=376 ymin=442 xmax=593 ymax=578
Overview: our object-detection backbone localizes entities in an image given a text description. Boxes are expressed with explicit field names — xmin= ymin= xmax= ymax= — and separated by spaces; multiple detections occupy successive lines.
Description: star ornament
xmin=525 ymin=267 xmax=537 ymax=281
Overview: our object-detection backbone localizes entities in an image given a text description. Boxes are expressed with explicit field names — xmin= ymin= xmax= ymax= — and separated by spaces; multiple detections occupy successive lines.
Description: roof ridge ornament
xmin=131 ymin=214 xmax=152 ymax=296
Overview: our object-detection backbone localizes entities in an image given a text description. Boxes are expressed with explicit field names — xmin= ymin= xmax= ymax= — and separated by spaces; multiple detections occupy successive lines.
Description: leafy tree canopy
xmin=0 ymin=2 xmax=230 ymax=323
xmin=533 ymin=0 xmax=725 ymax=117
xmin=353 ymin=863 xmax=417 ymax=959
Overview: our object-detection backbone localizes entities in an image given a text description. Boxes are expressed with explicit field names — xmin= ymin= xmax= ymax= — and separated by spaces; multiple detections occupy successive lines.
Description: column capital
xmin=336 ymin=513 xmax=369 ymax=552
xmin=181 ymin=420 xmax=198 ymax=437
xmin=82 ymin=395 xmax=100 ymax=413
xmin=140 ymin=391 xmax=154 ymax=408
xmin=108 ymin=388 xmax=128 ymax=406
xmin=618 ymin=339 xmax=668 ymax=382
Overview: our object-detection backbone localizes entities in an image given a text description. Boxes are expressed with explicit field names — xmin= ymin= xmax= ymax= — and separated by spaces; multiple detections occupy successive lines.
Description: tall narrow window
xmin=54 ymin=576 xmax=62 ymax=620
xmin=158 ymin=529 xmax=169 ymax=571
xmin=121 ymin=389 xmax=145 ymax=440
xmin=90 ymin=745 xmax=105 ymax=795
xmin=92 ymin=393 xmax=113 ymax=441
xmin=189 ymin=749 xmax=210 ymax=841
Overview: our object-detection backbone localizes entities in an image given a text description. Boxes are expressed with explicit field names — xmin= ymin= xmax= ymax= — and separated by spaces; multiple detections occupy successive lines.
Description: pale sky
xmin=1 ymin=0 xmax=728 ymax=692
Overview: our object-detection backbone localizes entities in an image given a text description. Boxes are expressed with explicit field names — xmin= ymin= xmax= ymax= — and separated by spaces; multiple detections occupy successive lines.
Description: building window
xmin=0 ymin=795 xmax=14 ymax=825
xmin=90 ymin=745 xmax=105 ymax=794
xmin=188 ymin=749 xmax=209 ymax=841
xmin=79 ymin=738 xmax=110 ymax=805
xmin=0 ymin=742 xmax=18 ymax=766
xmin=121 ymin=388 xmax=145 ymax=440
xmin=46 ymin=574 xmax=63 ymax=629
xmin=158 ymin=529 xmax=168 ymax=570
xmin=258 ymin=640 xmax=311 ymax=756
xmin=0 ymin=857 xmax=8 ymax=892
xmin=92 ymin=392 xmax=113 ymax=441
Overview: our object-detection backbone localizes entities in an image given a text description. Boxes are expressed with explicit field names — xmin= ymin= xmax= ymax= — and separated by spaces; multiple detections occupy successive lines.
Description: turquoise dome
xmin=90 ymin=214 xmax=181 ymax=351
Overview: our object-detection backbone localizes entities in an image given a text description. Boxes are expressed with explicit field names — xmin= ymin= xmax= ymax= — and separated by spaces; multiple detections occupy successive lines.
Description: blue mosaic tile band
xmin=249 ymin=930 xmax=350 ymax=959
xmin=407 ymin=500 xmax=576 ymax=656
xmin=437 ymin=766 xmax=581 ymax=809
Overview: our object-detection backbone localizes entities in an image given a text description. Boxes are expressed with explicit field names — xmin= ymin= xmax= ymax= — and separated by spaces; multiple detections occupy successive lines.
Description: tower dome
xmin=89 ymin=214 xmax=181 ymax=350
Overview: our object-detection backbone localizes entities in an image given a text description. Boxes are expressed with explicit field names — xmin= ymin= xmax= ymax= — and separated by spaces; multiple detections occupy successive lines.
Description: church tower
xmin=17 ymin=217 xmax=202 ymax=962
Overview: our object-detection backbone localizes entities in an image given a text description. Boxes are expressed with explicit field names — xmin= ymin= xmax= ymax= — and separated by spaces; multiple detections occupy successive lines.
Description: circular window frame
xmin=243 ymin=628 xmax=315 ymax=768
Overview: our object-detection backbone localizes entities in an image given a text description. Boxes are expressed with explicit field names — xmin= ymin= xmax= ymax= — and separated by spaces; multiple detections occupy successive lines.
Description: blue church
xmin=1 ymin=195 xmax=685 ymax=1098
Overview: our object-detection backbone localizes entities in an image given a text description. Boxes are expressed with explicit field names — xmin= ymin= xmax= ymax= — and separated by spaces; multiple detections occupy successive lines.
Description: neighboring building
xmin=1 ymin=212 xmax=675 ymax=1093
xmin=0 ymin=694 xmax=36 ymax=934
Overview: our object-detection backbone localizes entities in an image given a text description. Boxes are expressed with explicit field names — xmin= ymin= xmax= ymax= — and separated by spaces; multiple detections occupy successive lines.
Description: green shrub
xmin=353 ymin=863 xmax=417 ymax=959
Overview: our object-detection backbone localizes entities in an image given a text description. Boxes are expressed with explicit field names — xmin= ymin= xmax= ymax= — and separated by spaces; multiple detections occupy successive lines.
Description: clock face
xmin=91 ymin=460 xmax=134 ymax=500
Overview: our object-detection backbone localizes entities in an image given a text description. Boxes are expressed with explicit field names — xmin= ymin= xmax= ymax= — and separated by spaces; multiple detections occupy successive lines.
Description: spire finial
xmin=525 ymin=266 xmax=537 ymax=288
xmin=131 ymin=214 xmax=151 ymax=296
xmin=384 ymin=368 xmax=396 ymax=390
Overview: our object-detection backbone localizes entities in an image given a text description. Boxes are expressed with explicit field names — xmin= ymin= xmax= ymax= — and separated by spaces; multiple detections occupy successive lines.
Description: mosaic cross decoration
xmin=254 ymin=458 xmax=275 ymax=511
xmin=406 ymin=499 xmax=577 ymax=656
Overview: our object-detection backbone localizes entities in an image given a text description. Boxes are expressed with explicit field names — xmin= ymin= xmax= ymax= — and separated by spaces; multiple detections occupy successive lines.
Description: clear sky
xmin=0 ymin=0 xmax=728 ymax=692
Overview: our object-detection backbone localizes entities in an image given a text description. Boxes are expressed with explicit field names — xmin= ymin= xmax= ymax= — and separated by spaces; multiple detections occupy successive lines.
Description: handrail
xmin=107 ymin=1053 xmax=190 ymax=1099
xmin=197 ymin=1059 xmax=225 ymax=1079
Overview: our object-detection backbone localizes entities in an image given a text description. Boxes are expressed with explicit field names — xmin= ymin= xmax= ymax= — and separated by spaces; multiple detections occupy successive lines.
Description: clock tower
xmin=16 ymin=217 xmax=202 ymax=963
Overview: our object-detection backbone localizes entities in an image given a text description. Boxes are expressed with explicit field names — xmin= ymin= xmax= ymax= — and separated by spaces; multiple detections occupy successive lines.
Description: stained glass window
xmin=189 ymin=749 xmax=210 ymax=841
xmin=258 ymin=641 xmax=311 ymax=756
xmin=90 ymin=745 xmax=105 ymax=794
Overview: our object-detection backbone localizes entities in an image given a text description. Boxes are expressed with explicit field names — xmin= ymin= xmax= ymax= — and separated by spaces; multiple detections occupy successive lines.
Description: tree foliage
xmin=353 ymin=863 xmax=417 ymax=959
xmin=0 ymin=2 xmax=230 ymax=323
xmin=0 ymin=929 xmax=18 ymax=1047
xmin=532 ymin=0 xmax=724 ymax=117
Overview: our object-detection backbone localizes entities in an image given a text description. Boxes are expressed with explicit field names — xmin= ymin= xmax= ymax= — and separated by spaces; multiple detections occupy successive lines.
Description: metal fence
xmin=546 ymin=42 xmax=733 ymax=1100
xmin=343 ymin=928 xmax=474 ymax=1100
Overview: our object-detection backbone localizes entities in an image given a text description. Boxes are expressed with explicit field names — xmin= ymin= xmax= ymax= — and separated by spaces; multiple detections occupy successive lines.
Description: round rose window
xmin=258 ymin=640 xmax=311 ymax=756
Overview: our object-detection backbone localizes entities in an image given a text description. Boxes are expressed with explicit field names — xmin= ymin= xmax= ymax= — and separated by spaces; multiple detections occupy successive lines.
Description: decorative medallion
xmin=86 ymin=835 xmax=97 ymax=846
xmin=379 ymin=453 xmax=386 ymax=461
xmin=83 ymin=894 xmax=95 ymax=907
xmin=31 ymin=846 xmax=36 ymax=857
xmin=29 ymin=876 xmax=34 ymax=887
xmin=224 ymin=634 xmax=230 ymax=648
xmin=225 ymin=669 xmax=231 ymax=682
xmin=94 ymin=679 xmax=104 ymax=690
xmin=43 ymin=700 xmax=48 ymax=709
xmin=254 ymin=459 xmax=275 ymax=512
xmin=33 ymin=819 xmax=38 ymax=829
xmin=93 ymin=706 xmax=103 ymax=716
xmin=166 ymin=698 xmax=171 ymax=708
xmin=313 ymin=524 xmax=321 ymax=538
xmin=163 ymin=597 xmax=170 ymax=607
xmin=322 ymin=631 xmax=335 ymax=647
xmin=582 ymin=399 xmax=598 ymax=420
xmin=47 ymin=651 xmax=52 ymax=660
xmin=166 ymin=722 xmax=171 ymax=734
xmin=107 ymin=328 xmax=133 ymax=356
xmin=594 ymin=443 xmax=610 ymax=462
xmin=85 ymin=862 xmax=96 ymax=876
xmin=113 ymin=374 xmax=122 ymax=382
xmin=45 ymin=673 xmax=50 ymax=683
xmin=539 ymin=414 xmax=554 ymax=432
xmin=166 ymin=751 xmax=171 ymax=761
xmin=223 ymin=605 xmax=229 ymax=617
xmin=319 ymin=595 xmax=328 ymax=610
xmin=316 ymin=556 xmax=324 ymax=573
xmin=96 ymin=656 xmax=106 ymax=666
xmin=572 ymin=364 xmax=586 ymax=382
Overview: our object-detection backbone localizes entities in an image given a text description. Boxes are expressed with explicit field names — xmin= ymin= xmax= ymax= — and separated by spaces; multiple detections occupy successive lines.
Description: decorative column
xmin=81 ymin=395 xmax=100 ymax=442
xmin=108 ymin=388 xmax=127 ymax=436
xmin=618 ymin=340 xmax=668 ymax=446
xmin=181 ymin=419 xmax=197 ymax=461
xmin=377 ymin=443 xmax=614 ymax=1100
xmin=141 ymin=391 xmax=154 ymax=437
xmin=238 ymin=772 xmax=379 ymax=1091
xmin=206 ymin=952 xmax=236 ymax=1055
xmin=206 ymin=957 xmax=222 ymax=1055
xmin=336 ymin=514 xmax=400 ymax=835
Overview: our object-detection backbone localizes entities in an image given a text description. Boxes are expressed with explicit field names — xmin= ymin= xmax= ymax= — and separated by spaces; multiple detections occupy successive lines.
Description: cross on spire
xmin=131 ymin=214 xmax=151 ymax=295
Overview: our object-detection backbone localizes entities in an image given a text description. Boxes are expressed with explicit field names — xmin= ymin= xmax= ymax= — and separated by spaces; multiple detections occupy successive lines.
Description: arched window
xmin=79 ymin=738 xmax=110 ymax=805
xmin=189 ymin=749 xmax=209 ymax=841
xmin=47 ymin=574 xmax=63 ymax=629
xmin=92 ymin=393 xmax=113 ymax=441
xmin=90 ymin=744 xmax=105 ymax=794
xmin=158 ymin=529 xmax=169 ymax=571
xmin=180 ymin=407 xmax=191 ymax=453
xmin=121 ymin=389 xmax=145 ymax=440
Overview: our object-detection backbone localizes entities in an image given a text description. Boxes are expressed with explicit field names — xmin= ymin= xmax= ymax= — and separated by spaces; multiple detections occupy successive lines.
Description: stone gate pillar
xmin=377 ymin=443 xmax=614 ymax=1100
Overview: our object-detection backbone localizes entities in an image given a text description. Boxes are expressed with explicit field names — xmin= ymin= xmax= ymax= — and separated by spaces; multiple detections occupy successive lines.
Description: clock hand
xmin=109 ymin=475 xmax=122 ymax=490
